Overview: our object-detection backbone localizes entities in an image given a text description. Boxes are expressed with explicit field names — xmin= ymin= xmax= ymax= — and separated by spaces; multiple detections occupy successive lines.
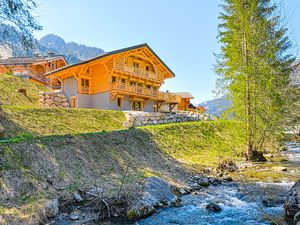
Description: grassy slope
xmin=2 ymin=106 xmax=126 ymax=137
xmin=0 ymin=74 xmax=126 ymax=138
xmin=0 ymin=120 xmax=245 ymax=223
xmin=0 ymin=74 xmax=47 ymax=107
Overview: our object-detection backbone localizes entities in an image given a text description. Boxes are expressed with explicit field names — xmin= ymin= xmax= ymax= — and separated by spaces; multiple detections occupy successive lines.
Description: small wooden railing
xmin=114 ymin=59 xmax=164 ymax=81
xmin=110 ymin=82 xmax=180 ymax=103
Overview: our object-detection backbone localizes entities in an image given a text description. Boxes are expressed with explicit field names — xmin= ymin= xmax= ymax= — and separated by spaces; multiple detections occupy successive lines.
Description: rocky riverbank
xmin=47 ymin=142 xmax=300 ymax=225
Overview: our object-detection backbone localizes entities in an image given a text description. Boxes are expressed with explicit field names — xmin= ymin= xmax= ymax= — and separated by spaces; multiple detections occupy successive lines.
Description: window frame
xmin=116 ymin=96 xmax=124 ymax=108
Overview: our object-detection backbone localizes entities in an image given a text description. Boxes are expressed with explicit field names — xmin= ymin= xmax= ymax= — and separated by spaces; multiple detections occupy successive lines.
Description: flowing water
xmin=138 ymin=182 xmax=292 ymax=225
xmin=52 ymin=142 xmax=300 ymax=225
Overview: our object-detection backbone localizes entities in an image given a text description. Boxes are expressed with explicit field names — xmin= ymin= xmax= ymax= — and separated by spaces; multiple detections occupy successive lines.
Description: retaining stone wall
xmin=39 ymin=92 xmax=70 ymax=108
xmin=123 ymin=111 xmax=211 ymax=127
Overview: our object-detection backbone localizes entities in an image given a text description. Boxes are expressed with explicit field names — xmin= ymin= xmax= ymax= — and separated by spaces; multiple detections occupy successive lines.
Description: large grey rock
xmin=285 ymin=179 xmax=300 ymax=218
xmin=206 ymin=202 xmax=222 ymax=212
xmin=127 ymin=177 xmax=181 ymax=221
xmin=142 ymin=177 xmax=181 ymax=207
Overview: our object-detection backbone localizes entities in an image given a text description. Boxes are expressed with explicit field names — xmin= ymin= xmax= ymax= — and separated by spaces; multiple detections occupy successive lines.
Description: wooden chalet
xmin=0 ymin=54 xmax=67 ymax=86
xmin=46 ymin=43 xmax=182 ymax=112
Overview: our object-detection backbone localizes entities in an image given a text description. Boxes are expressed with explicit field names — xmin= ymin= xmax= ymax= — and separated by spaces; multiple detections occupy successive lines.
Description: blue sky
xmin=34 ymin=0 xmax=300 ymax=103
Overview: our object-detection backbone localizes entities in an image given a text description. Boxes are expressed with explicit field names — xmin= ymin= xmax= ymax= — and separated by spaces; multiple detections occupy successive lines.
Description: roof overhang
xmin=45 ymin=43 xmax=175 ymax=79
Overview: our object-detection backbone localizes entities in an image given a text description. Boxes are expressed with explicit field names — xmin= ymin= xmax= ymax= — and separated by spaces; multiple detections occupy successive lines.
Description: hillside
xmin=0 ymin=73 xmax=247 ymax=224
xmin=0 ymin=74 xmax=126 ymax=139
xmin=0 ymin=120 xmax=245 ymax=224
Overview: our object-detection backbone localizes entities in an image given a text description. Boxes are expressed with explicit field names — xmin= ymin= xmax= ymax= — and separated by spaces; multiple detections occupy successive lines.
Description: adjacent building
xmin=0 ymin=54 xmax=67 ymax=87
xmin=46 ymin=44 xmax=185 ymax=112
xmin=173 ymin=92 xmax=194 ymax=111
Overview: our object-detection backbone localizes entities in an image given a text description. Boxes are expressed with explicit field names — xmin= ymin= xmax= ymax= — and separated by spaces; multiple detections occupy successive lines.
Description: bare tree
xmin=0 ymin=0 xmax=42 ymax=51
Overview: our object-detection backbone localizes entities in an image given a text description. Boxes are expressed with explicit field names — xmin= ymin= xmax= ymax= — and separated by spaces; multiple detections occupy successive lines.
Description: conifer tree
xmin=216 ymin=0 xmax=295 ymax=161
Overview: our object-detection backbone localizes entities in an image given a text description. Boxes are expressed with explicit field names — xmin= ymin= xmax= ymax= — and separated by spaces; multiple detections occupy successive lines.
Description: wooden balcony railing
xmin=110 ymin=82 xmax=180 ymax=103
xmin=114 ymin=62 xmax=164 ymax=81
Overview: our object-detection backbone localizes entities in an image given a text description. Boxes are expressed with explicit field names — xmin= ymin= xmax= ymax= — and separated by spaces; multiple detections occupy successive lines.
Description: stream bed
xmin=51 ymin=142 xmax=300 ymax=225
xmin=137 ymin=182 xmax=292 ymax=225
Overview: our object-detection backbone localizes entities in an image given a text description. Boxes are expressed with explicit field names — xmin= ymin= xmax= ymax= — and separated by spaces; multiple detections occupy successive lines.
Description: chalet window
xmin=112 ymin=76 xmax=116 ymax=83
xmin=49 ymin=62 xmax=52 ymax=69
xmin=116 ymin=96 xmax=123 ymax=108
xmin=146 ymin=85 xmax=151 ymax=89
xmin=121 ymin=78 xmax=126 ymax=83
xmin=130 ymin=81 xmax=136 ymax=86
xmin=81 ymin=78 xmax=90 ymax=93
xmin=146 ymin=66 xmax=149 ymax=71
xmin=133 ymin=62 xmax=139 ymax=74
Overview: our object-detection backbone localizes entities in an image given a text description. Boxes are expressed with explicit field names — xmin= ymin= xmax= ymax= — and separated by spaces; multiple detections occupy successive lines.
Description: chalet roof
xmin=45 ymin=43 xmax=175 ymax=77
xmin=172 ymin=92 xmax=194 ymax=99
xmin=0 ymin=55 xmax=66 ymax=66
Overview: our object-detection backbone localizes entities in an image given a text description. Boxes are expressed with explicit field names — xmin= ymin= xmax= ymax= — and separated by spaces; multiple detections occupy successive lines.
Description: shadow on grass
xmin=0 ymin=127 xmax=195 ymax=208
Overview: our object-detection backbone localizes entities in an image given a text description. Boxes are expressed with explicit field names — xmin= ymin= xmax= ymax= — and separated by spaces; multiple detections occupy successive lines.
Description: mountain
xmin=0 ymin=25 xmax=105 ymax=64
xmin=38 ymin=34 xmax=105 ymax=63
xmin=199 ymin=96 xmax=231 ymax=117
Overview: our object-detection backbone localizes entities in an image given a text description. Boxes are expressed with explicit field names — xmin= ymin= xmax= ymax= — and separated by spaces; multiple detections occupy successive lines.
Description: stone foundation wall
xmin=39 ymin=92 xmax=70 ymax=108
xmin=123 ymin=111 xmax=211 ymax=127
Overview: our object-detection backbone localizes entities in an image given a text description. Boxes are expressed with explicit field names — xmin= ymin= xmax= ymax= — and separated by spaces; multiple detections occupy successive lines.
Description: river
xmin=52 ymin=142 xmax=300 ymax=225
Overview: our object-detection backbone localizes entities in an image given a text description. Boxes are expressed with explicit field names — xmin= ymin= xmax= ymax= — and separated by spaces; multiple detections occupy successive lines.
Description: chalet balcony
xmin=114 ymin=63 xmax=164 ymax=81
xmin=110 ymin=82 xmax=180 ymax=103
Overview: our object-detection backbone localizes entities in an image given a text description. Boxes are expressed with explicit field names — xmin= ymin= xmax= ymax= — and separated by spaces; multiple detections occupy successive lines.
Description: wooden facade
xmin=46 ymin=44 xmax=183 ymax=112
xmin=174 ymin=92 xmax=194 ymax=111
xmin=0 ymin=55 xmax=67 ymax=86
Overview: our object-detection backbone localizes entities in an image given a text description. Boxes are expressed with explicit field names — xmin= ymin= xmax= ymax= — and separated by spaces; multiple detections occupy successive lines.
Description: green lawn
xmin=142 ymin=120 xmax=245 ymax=168
xmin=0 ymin=74 xmax=127 ymax=138
xmin=1 ymin=105 xmax=126 ymax=138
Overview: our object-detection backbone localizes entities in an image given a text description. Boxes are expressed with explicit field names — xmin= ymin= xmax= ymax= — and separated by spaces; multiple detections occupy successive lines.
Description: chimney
xmin=33 ymin=52 xmax=40 ymax=57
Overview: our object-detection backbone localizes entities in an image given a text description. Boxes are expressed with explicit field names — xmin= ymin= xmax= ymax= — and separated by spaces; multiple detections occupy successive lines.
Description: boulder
xmin=205 ymin=202 xmax=221 ymax=212
xmin=285 ymin=179 xmax=300 ymax=218
xmin=127 ymin=177 xmax=181 ymax=221
xmin=142 ymin=177 xmax=181 ymax=207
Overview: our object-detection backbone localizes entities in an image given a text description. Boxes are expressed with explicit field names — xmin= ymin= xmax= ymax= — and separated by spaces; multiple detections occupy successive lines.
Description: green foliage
xmin=216 ymin=0 xmax=295 ymax=158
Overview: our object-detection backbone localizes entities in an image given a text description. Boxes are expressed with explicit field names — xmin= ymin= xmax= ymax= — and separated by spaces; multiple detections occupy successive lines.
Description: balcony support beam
xmin=157 ymin=101 xmax=164 ymax=111
xmin=169 ymin=103 xmax=177 ymax=112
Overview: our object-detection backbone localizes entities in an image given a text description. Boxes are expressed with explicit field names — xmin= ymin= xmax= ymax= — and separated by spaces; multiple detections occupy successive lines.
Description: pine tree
xmin=216 ymin=0 xmax=295 ymax=161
